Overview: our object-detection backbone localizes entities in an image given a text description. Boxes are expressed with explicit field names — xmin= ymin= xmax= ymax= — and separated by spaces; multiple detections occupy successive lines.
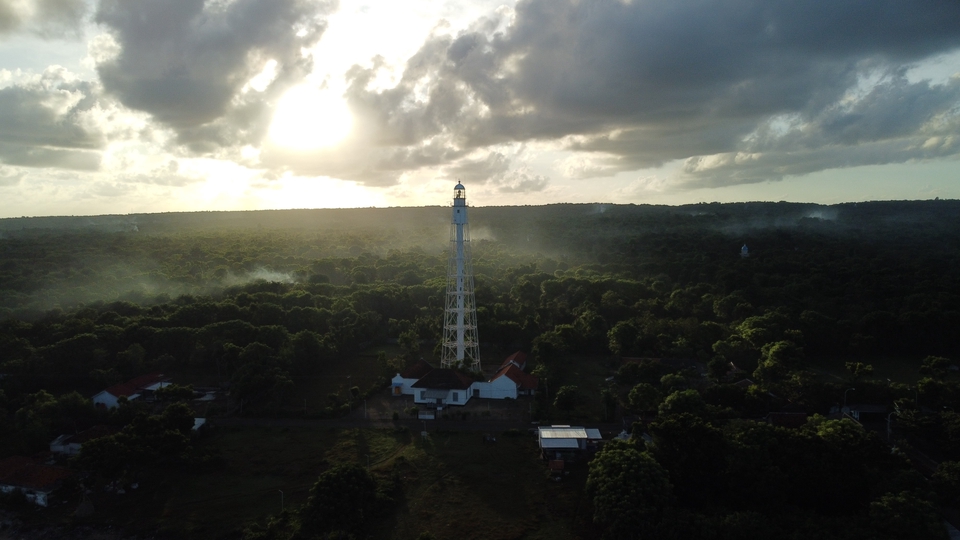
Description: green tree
xmin=919 ymin=356 xmax=952 ymax=380
xmin=753 ymin=340 xmax=803 ymax=383
xmin=553 ymin=385 xmax=582 ymax=412
xmin=155 ymin=384 xmax=195 ymax=402
xmin=628 ymin=383 xmax=661 ymax=413
xmin=586 ymin=439 xmax=673 ymax=539
xmin=658 ymin=389 xmax=707 ymax=418
xmin=868 ymin=491 xmax=942 ymax=540
xmin=299 ymin=464 xmax=383 ymax=538
xmin=845 ymin=361 xmax=874 ymax=384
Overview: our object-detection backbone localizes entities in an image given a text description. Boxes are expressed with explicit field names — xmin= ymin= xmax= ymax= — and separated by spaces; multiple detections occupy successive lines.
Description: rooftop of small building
xmin=101 ymin=372 xmax=167 ymax=398
xmin=0 ymin=456 xmax=74 ymax=491
xmin=411 ymin=368 xmax=475 ymax=390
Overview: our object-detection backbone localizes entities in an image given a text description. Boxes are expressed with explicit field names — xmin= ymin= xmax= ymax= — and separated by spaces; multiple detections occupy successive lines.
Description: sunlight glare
xmin=269 ymin=86 xmax=352 ymax=150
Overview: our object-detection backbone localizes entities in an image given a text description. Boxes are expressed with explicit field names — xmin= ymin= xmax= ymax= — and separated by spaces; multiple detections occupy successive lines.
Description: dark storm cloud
xmin=443 ymin=151 xmax=510 ymax=183
xmin=0 ymin=68 xmax=103 ymax=170
xmin=95 ymin=0 xmax=334 ymax=152
xmin=0 ymin=0 xmax=88 ymax=38
xmin=0 ymin=1 xmax=22 ymax=34
xmin=331 ymin=0 xmax=960 ymax=187
xmin=34 ymin=0 xmax=88 ymax=38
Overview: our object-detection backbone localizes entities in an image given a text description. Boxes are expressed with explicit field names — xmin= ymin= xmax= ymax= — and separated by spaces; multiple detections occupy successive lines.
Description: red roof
xmin=103 ymin=372 xmax=166 ymax=398
xmin=493 ymin=365 xmax=539 ymax=390
xmin=0 ymin=456 xmax=74 ymax=491
xmin=501 ymin=351 xmax=527 ymax=369
xmin=400 ymin=359 xmax=434 ymax=380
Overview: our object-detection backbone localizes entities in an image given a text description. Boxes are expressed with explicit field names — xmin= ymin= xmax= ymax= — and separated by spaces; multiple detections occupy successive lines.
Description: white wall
xmin=0 ymin=485 xmax=49 ymax=507
xmin=472 ymin=378 xmax=517 ymax=399
xmin=92 ymin=391 xmax=119 ymax=409
xmin=391 ymin=375 xmax=419 ymax=396
xmin=411 ymin=388 xmax=472 ymax=406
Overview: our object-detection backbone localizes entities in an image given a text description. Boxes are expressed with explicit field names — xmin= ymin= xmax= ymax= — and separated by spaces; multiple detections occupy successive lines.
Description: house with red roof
xmin=92 ymin=372 xmax=169 ymax=409
xmin=492 ymin=365 xmax=539 ymax=397
xmin=500 ymin=351 xmax=528 ymax=371
xmin=0 ymin=456 xmax=74 ymax=507
xmin=394 ymin=352 xmax=539 ymax=404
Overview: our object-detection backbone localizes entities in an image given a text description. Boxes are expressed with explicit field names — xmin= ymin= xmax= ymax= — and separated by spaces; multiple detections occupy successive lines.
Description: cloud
xmin=443 ymin=151 xmax=510 ymax=183
xmin=494 ymin=167 xmax=547 ymax=193
xmin=0 ymin=0 xmax=88 ymax=38
xmin=0 ymin=65 xmax=104 ymax=169
xmin=94 ymin=0 xmax=334 ymax=153
xmin=0 ymin=165 xmax=25 ymax=186
xmin=115 ymin=159 xmax=203 ymax=187
xmin=309 ymin=0 xmax=960 ymax=187
xmin=435 ymin=150 xmax=547 ymax=192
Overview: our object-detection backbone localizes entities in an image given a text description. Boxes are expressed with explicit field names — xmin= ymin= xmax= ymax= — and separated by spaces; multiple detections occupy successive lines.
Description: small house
xmin=538 ymin=425 xmax=603 ymax=462
xmin=411 ymin=368 xmax=476 ymax=407
xmin=0 ymin=456 xmax=74 ymax=507
xmin=92 ymin=372 xmax=169 ymax=409
xmin=491 ymin=365 xmax=539 ymax=397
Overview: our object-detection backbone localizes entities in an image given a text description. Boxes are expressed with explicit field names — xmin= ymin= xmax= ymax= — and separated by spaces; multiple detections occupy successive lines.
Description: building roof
xmin=0 ymin=456 xmax=74 ymax=491
xmin=493 ymin=365 xmax=539 ymax=390
xmin=411 ymin=368 xmax=475 ymax=390
xmin=500 ymin=351 xmax=528 ymax=370
xmin=539 ymin=426 xmax=589 ymax=439
xmin=102 ymin=372 xmax=167 ymax=398
xmin=400 ymin=359 xmax=434 ymax=380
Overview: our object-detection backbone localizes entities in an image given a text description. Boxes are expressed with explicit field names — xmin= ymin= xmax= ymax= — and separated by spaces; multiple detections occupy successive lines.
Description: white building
xmin=92 ymin=372 xmax=169 ymax=409
xmin=538 ymin=425 xmax=603 ymax=461
xmin=411 ymin=368 xmax=476 ymax=407
xmin=393 ymin=352 xmax=539 ymax=404
xmin=391 ymin=359 xmax=434 ymax=396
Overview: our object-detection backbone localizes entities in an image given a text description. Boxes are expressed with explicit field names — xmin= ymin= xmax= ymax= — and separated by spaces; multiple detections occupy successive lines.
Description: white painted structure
xmin=391 ymin=359 xmax=434 ymax=396
xmin=92 ymin=373 xmax=168 ymax=409
xmin=393 ymin=354 xmax=539 ymax=404
xmin=411 ymin=368 xmax=476 ymax=407
xmin=471 ymin=376 xmax=519 ymax=400
xmin=441 ymin=183 xmax=480 ymax=371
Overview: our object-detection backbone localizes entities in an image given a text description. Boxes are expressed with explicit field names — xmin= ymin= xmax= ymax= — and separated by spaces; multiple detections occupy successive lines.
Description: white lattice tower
xmin=440 ymin=182 xmax=481 ymax=371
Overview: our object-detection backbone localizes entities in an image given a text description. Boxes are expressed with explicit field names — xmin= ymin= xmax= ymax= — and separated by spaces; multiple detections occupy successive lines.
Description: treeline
xmin=587 ymin=417 xmax=946 ymax=540
xmin=1 ymin=201 xmax=959 ymax=448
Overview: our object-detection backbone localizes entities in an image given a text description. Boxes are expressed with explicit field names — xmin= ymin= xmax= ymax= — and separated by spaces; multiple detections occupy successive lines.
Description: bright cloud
xmin=1 ymin=0 xmax=960 ymax=218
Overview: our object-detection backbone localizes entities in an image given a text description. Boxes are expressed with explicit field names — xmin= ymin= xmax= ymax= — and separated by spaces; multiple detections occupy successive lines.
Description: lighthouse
xmin=441 ymin=182 xmax=481 ymax=371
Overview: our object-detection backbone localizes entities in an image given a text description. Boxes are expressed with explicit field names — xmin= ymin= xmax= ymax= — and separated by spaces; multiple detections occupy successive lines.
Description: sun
xmin=269 ymin=85 xmax=353 ymax=150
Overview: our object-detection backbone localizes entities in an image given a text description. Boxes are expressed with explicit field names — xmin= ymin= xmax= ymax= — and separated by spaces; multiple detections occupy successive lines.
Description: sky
xmin=1 ymin=0 xmax=959 ymax=218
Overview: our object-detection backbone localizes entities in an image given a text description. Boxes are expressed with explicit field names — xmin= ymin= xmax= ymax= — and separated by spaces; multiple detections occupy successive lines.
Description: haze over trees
xmin=1 ymin=199 xmax=959 ymax=538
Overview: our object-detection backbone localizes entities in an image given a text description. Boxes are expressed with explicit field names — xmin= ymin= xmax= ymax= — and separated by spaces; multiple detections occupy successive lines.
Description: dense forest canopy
xmin=2 ymin=200 xmax=960 ymax=539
